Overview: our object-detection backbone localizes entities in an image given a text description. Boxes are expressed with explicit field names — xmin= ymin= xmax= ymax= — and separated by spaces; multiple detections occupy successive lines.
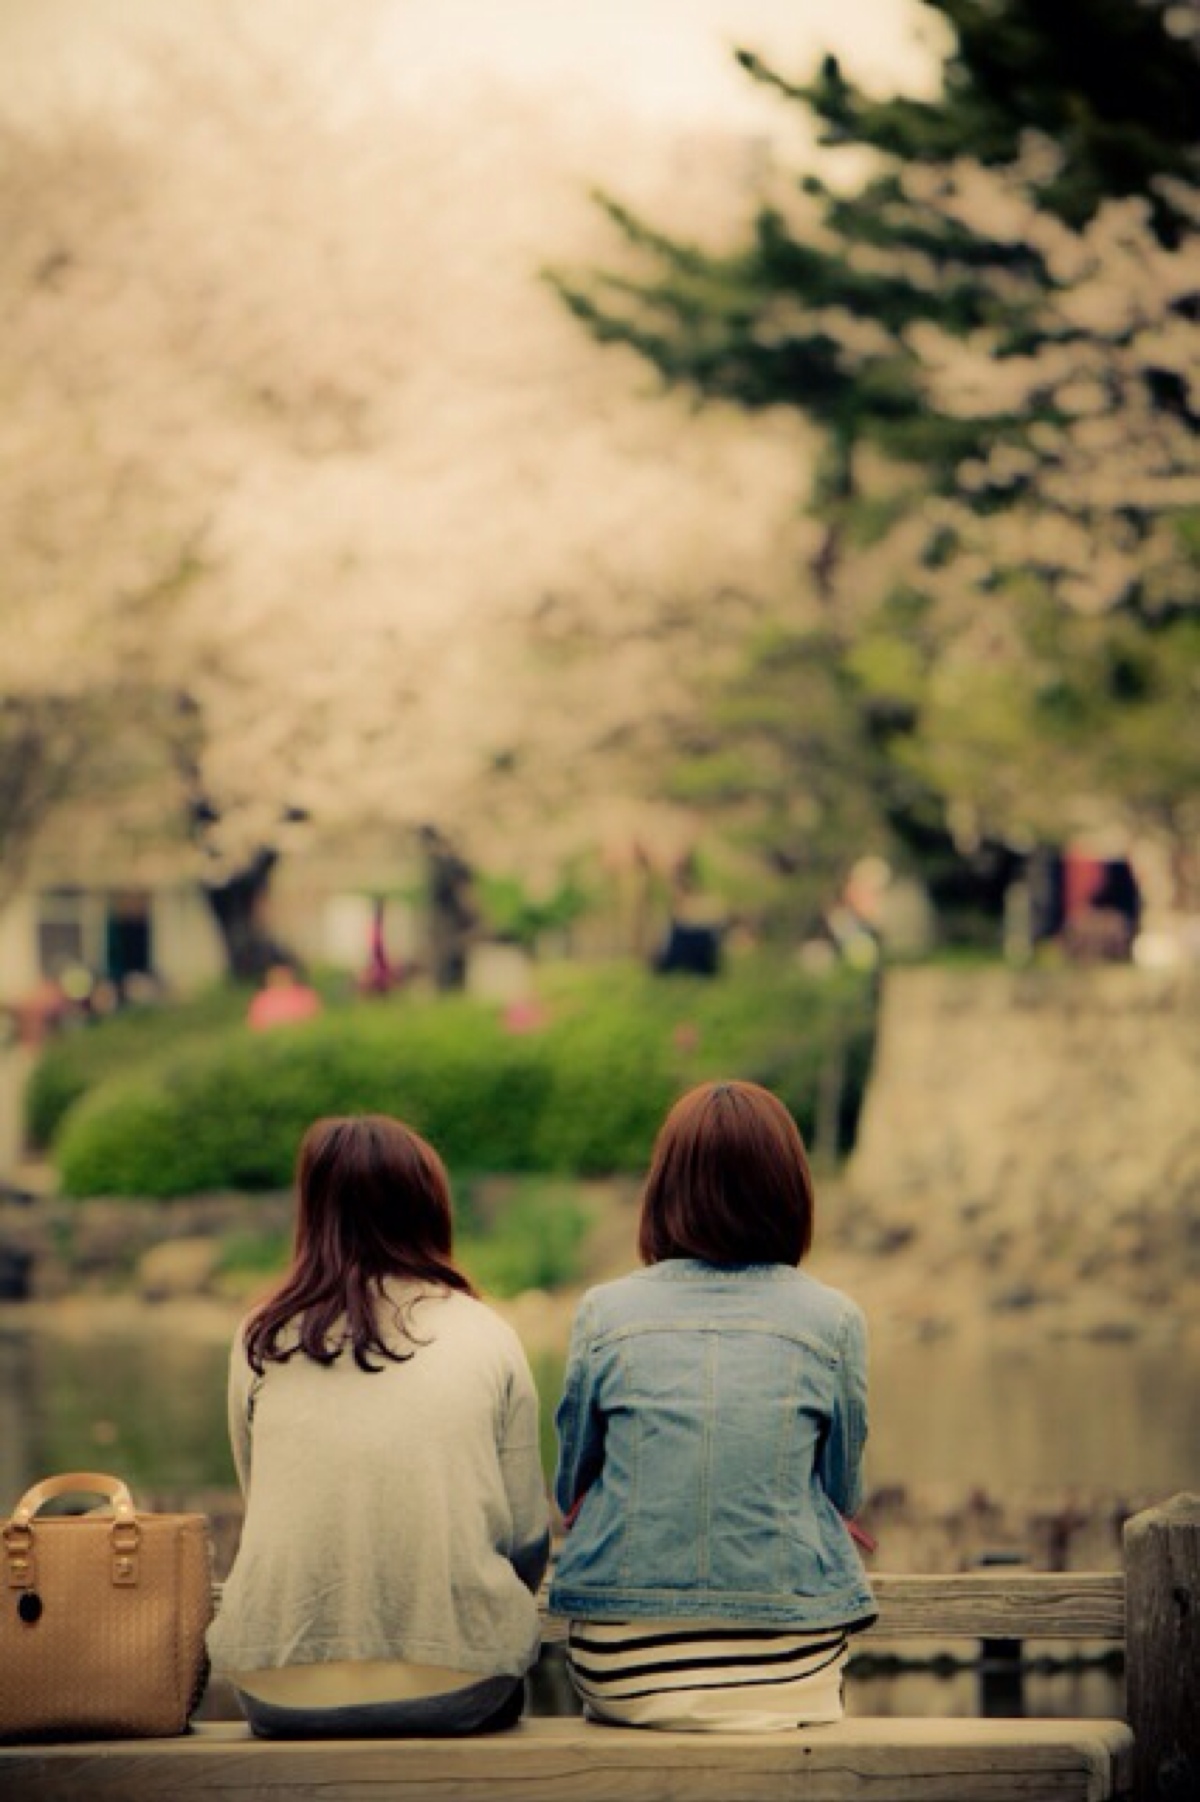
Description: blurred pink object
xmin=503 ymin=999 xmax=548 ymax=1035
xmin=247 ymin=966 xmax=322 ymax=1031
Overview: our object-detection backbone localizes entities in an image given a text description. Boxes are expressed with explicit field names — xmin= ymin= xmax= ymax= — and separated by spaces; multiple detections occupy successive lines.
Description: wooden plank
xmin=209 ymin=1571 xmax=1128 ymax=1644
xmin=0 ymin=1717 xmax=1134 ymax=1802
xmin=867 ymin=1571 xmax=1126 ymax=1640
xmin=529 ymin=1572 xmax=1127 ymax=1645
xmin=201 ymin=1571 xmax=1129 ymax=1649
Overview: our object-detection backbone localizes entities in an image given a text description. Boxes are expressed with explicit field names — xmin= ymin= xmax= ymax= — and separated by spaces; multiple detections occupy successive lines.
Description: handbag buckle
xmin=2 ymin=1521 xmax=36 ymax=1590
xmin=111 ymin=1519 xmax=141 ymax=1586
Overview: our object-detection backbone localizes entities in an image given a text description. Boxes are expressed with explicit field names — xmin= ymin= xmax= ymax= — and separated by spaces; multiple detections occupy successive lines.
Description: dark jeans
xmin=238 ymin=1675 xmax=525 ymax=1740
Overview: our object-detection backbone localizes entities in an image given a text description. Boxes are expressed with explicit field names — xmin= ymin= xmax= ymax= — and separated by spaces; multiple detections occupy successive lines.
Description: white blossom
xmin=0 ymin=59 xmax=805 ymax=883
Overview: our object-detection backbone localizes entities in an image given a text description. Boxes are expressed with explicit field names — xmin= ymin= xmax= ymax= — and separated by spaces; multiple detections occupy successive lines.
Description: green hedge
xmin=24 ymin=986 xmax=248 ymax=1149
xmin=47 ymin=961 xmax=875 ymax=1198
xmin=458 ymin=1181 xmax=595 ymax=1296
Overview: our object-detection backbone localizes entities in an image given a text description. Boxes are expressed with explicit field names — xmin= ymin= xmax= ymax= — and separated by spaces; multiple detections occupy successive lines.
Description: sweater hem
xmin=207 ymin=1636 xmax=539 ymax=1679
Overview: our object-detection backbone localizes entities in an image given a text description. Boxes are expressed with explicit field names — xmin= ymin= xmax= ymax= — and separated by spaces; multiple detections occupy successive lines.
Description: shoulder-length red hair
xmin=638 ymin=1080 xmax=814 ymax=1267
xmin=244 ymin=1114 xmax=477 ymax=1373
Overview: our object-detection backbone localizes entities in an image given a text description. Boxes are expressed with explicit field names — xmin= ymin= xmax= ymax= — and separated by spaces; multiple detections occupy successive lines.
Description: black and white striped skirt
xmin=565 ymin=1617 xmax=850 ymax=1731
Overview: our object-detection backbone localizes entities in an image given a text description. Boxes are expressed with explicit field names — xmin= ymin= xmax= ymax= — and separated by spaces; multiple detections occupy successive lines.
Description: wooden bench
xmin=0 ymin=1715 xmax=1133 ymax=1801
xmin=2 ymin=1494 xmax=1195 ymax=1802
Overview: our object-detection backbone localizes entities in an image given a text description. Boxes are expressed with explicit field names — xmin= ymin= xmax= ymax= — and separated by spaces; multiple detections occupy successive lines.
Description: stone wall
xmin=844 ymin=966 xmax=1200 ymax=1316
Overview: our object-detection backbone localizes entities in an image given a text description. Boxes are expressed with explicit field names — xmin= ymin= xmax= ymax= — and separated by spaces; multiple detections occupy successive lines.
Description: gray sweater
xmin=207 ymin=1285 xmax=550 ymax=1678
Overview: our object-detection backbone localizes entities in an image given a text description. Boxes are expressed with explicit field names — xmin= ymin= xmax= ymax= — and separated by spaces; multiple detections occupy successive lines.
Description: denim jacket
xmin=548 ymin=1259 xmax=875 ymax=1630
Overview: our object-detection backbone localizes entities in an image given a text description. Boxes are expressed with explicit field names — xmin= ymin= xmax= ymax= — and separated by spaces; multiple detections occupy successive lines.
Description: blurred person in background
xmin=246 ymin=963 xmax=322 ymax=1031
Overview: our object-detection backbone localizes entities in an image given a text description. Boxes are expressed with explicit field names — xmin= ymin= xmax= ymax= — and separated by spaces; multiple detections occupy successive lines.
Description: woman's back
xmin=549 ymin=1080 xmax=874 ymax=1731
xmin=550 ymin=1260 xmax=872 ymax=1629
xmin=211 ymin=1285 xmax=546 ymax=1678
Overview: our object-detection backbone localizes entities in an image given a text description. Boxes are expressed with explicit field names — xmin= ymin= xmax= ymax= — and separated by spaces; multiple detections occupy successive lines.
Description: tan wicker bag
xmin=0 ymin=1471 xmax=213 ymax=1742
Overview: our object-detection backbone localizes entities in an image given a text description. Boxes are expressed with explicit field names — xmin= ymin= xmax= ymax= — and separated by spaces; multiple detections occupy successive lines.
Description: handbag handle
xmin=10 ymin=1472 xmax=137 ymax=1529
xmin=4 ymin=1474 xmax=141 ymax=1592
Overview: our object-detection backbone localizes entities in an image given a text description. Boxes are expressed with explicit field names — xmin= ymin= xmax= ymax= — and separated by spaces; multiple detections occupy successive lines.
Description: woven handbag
xmin=0 ymin=1471 xmax=213 ymax=1742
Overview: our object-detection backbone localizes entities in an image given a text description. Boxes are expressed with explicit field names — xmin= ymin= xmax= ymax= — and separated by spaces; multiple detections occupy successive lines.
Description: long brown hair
xmin=244 ymin=1114 xmax=477 ymax=1373
xmin=638 ymin=1079 xmax=815 ymax=1267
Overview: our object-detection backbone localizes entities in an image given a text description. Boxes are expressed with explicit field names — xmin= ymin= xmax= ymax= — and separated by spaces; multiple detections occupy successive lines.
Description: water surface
xmin=4 ymin=1310 xmax=1194 ymax=1501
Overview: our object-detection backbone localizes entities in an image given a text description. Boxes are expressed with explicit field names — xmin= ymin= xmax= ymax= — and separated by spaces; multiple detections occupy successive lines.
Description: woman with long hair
xmin=549 ymin=1079 xmax=874 ymax=1731
xmin=208 ymin=1114 xmax=549 ymax=1738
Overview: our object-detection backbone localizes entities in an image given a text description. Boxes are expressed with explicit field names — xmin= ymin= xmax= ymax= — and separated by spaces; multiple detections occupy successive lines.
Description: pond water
xmin=3 ymin=1310 xmax=1195 ymax=1502
xmin=867 ymin=1328 xmax=1198 ymax=1496
xmin=3 ymin=1306 xmax=1195 ymax=1722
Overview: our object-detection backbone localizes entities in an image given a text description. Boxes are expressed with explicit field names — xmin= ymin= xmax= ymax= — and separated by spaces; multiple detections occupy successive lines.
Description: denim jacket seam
xmin=772 ymin=1344 xmax=801 ymax=1590
xmin=697 ymin=1336 xmax=716 ymax=1584
xmin=590 ymin=1319 xmax=840 ymax=1369
xmin=833 ymin=1301 xmax=855 ymax=1366
xmin=616 ymin=1340 xmax=639 ymax=1586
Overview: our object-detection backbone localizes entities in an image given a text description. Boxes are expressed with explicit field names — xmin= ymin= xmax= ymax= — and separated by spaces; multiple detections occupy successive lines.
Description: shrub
xmin=50 ymin=961 xmax=876 ymax=1198
xmin=54 ymin=1004 xmax=554 ymax=1198
xmin=458 ymin=1181 xmax=594 ymax=1297
xmin=53 ymin=1078 xmax=193 ymax=1200
xmin=533 ymin=1004 xmax=681 ymax=1173
xmin=535 ymin=958 xmax=875 ymax=1156
xmin=25 ymin=987 xmax=248 ymax=1148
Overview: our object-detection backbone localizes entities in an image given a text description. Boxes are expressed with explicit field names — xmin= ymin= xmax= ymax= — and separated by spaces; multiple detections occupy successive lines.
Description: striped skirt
xmin=565 ymin=1618 xmax=850 ymax=1732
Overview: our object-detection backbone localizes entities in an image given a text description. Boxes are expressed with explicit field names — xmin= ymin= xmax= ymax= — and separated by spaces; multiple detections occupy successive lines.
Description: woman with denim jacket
xmin=549 ymin=1079 xmax=875 ymax=1730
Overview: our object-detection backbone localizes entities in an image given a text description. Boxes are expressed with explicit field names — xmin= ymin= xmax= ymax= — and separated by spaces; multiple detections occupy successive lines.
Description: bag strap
xmin=4 ymin=1473 xmax=141 ymax=1591
xmin=10 ymin=1472 xmax=137 ymax=1529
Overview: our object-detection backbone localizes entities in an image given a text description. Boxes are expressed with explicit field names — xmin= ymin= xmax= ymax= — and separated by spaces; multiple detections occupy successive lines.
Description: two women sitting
xmin=208 ymin=1080 xmax=872 ymax=1736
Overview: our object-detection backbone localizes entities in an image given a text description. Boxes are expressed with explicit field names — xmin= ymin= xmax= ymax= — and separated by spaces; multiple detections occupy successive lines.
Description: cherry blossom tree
xmin=0 ymin=42 xmax=803 ymax=972
xmin=872 ymin=161 xmax=1200 ymax=868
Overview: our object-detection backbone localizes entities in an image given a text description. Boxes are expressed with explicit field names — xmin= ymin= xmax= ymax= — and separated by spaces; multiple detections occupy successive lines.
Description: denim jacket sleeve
xmin=817 ymin=1299 xmax=869 ymax=1518
xmin=553 ymin=1293 xmax=606 ymax=1516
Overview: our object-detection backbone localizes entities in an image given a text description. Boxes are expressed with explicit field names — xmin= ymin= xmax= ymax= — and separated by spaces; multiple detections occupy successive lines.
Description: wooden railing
xmin=536 ymin=1567 xmax=1128 ymax=1644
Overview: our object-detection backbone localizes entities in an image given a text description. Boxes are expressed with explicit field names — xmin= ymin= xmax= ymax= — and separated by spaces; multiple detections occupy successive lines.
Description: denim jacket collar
xmin=641 ymin=1258 xmax=798 ymax=1282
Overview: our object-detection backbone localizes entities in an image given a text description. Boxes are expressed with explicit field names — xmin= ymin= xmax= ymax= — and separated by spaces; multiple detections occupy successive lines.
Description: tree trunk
xmin=420 ymin=827 xmax=478 ymax=992
xmin=202 ymin=848 xmax=283 ymax=982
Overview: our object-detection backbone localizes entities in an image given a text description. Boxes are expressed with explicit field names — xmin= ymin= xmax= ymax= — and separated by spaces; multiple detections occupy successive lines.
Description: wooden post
xmin=1124 ymin=1493 xmax=1200 ymax=1802
xmin=976 ymin=1552 xmax=1026 ymax=1718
